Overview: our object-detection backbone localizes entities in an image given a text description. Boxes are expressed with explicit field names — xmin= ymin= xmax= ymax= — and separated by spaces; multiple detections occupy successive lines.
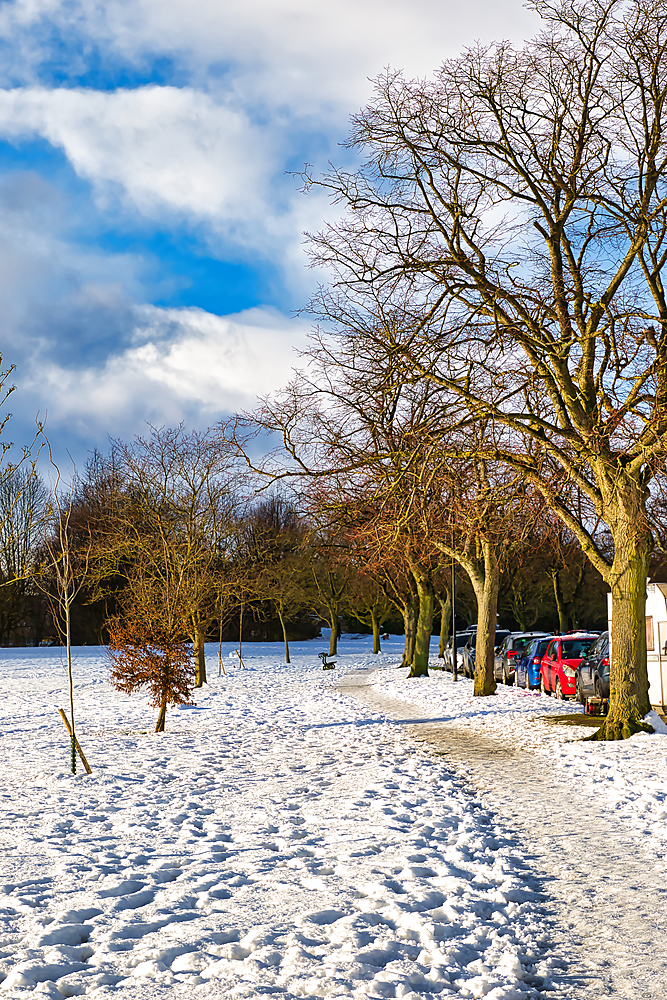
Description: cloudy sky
xmin=0 ymin=0 xmax=538 ymax=467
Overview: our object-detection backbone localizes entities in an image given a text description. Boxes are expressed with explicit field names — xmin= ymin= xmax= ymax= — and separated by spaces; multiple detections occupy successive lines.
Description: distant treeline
xmin=0 ymin=423 xmax=652 ymax=666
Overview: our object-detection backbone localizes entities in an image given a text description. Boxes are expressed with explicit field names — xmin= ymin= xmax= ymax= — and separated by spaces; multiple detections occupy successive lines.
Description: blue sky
xmin=0 ymin=0 xmax=538 ymax=468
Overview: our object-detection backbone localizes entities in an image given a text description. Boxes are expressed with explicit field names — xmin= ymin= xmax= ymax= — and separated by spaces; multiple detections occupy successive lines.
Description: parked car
xmin=494 ymin=631 xmax=549 ymax=685
xmin=462 ymin=629 xmax=511 ymax=678
xmin=443 ymin=632 xmax=473 ymax=672
xmin=540 ymin=633 xmax=599 ymax=699
xmin=574 ymin=631 xmax=610 ymax=703
xmin=515 ymin=635 xmax=557 ymax=690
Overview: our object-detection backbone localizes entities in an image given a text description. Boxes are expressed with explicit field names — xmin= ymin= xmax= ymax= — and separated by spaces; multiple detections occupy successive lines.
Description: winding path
xmin=338 ymin=665 xmax=667 ymax=999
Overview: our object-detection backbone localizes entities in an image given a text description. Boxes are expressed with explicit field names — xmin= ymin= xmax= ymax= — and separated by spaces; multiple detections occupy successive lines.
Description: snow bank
xmin=0 ymin=640 xmax=565 ymax=997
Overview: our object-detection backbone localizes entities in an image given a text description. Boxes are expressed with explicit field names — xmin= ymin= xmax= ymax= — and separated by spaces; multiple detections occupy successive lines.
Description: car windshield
xmin=514 ymin=636 xmax=534 ymax=652
xmin=561 ymin=639 xmax=595 ymax=657
xmin=534 ymin=638 xmax=552 ymax=655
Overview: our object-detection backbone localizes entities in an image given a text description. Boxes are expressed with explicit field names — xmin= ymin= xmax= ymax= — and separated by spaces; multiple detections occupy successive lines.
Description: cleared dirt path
xmin=338 ymin=666 xmax=667 ymax=999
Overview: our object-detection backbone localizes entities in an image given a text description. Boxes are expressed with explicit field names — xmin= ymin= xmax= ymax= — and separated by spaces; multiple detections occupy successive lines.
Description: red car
xmin=540 ymin=634 xmax=598 ymax=700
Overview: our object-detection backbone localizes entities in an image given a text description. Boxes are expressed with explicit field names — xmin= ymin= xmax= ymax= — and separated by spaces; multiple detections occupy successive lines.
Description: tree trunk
xmin=155 ymin=697 xmax=167 ymax=733
xmin=588 ymin=497 xmax=653 ymax=741
xmin=462 ymin=540 xmax=499 ymax=697
xmin=371 ymin=609 xmax=381 ymax=654
xmin=550 ymin=570 xmax=568 ymax=632
xmin=65 ymin=596 xmax=76 ymax=774
xmin=564 ymin=560 xmax=586 ymax=630
xmin=409 ymin=572 xmax=433 ymax=678
xmin=401 ymin=604 xmax=416 ymax=667
xmin=239 ymin=604 xmax=244 ymax=663
xmin=438 ymin=593 xmax=451 ymax=658
xmin=278 ymin=609 xmax=290 ymax=663
xmin=328 ymin=606 xmax=339 ymax=655
xmin=194 ymin=628 xmax=206 ymax=687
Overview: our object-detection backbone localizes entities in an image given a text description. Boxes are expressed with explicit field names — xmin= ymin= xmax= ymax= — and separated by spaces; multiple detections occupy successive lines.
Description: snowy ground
xmin=370 ymin=649 xmax=667 ymax=856
xmin=0 ymin=637 xmax=569 ymax=1000
xmin=3 ymin=634 xmax=667 ymax=999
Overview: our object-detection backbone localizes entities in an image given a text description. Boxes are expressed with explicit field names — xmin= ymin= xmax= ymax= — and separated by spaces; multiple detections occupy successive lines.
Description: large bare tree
xmin=93 ymin=426 xmax=238 ymax=687
xmin=305 ymin=0 xmax=667 ymax=738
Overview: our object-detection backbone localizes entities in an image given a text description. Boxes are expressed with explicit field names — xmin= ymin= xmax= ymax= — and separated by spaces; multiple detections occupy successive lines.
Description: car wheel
xmin=575 ymin=677 xmax=584 ymax=704
xmin=540 ymin=675 xmax=550 ymax=697
xmin=555 ymin=679 xmax=565 ymax=700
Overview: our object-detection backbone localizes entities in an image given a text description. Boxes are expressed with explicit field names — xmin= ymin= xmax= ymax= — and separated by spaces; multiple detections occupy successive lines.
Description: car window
xmin=561 ymin=638 xmax=595 ymax=657
xmin=536 ymin=638 xmax=552 ymax=655
xmin=586 ymin=635 xmax=602 ymax=657
xmin=546 ymin=640 xmax=558 ymax=657
xmin=514 ymin=636 xmax=533 ymax=652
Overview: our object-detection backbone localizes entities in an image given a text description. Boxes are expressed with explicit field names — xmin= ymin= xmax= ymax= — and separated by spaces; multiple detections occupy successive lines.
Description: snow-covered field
xmin=0 ymin=637 xmax=567 ymax=1000
xmin=371 ymin=654 xmax=667 ymax=855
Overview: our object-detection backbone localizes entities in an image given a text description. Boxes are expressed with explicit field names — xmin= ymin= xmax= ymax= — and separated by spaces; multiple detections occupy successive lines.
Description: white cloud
xmin=0 ymin=0 xmax=541 ymax=112
xmin=21 ymin=305 xmax=310 ymax=442
xmin=0 ymin=83 xmax=339 ymax=289
xmin=0 ymin=0 xmax=542 ymax=462
xmin=0 ymin=86 xmax=272 ymax=224
xmin=0 ymin=1 xmax=541 ymax=267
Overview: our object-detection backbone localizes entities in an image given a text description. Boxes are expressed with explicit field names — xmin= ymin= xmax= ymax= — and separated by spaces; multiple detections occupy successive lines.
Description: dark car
xmin=443 ymin=632 xmax=473 ymax=672
xmin=515 ymin=635 xmax=557 ymax=690
xmin=494 ymin=631 xmax=549 ymax=685
xmin=575 ymin=631 xmax=610 ymax=704
xmin=462 ymin=629 xmax=511 ymax=678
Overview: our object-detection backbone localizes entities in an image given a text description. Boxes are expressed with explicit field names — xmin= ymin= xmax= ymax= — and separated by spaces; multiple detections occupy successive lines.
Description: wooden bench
xmin=318 ymin=652 xmax=336 ymax=670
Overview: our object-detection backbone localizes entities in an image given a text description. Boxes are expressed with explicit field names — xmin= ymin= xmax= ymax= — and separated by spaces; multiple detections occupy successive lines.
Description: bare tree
xmin=93 ymin=425 xmax=238 ymax=688
xmin=37 ymin=449 xmax=91 ymax=773
xmin=239 ymin=496 xmax=310 ymax=663
xmin=0 ymin=468 xmax=47 ymax=643
xmin=343 ymin=555 xmax=394 ymax=654
xmin=304 ymin=0 xmax=667 ymax=737
xmin=309 ymin=538 xmax=348 ymax=656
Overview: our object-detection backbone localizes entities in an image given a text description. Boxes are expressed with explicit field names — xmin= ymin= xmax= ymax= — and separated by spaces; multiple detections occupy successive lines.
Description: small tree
xmin=238 ymin=496 xmax=310 ymax=663
xmin=107 ymin=582 xmax=193 ymax=733
xmin=344 ymin=563 xmax=394 ymax=654
xmin=37 ymin=449 xmax=91 ymax=773
xmin=309 ymin=541 xmax=348 ymax=656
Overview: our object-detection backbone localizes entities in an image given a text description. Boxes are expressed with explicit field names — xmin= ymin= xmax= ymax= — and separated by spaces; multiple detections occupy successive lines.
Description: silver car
xmin=462 ymin=629 xmax=511 ymax=678
xmin=494 ymin=631 xmax=549 ymax=685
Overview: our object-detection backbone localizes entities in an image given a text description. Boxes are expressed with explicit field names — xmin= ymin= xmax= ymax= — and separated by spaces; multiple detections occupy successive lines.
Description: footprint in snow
xmin=111 ymin=889 xmax=155 ymax=911
xmin=98 ymin=879 xmax=146 ymax=898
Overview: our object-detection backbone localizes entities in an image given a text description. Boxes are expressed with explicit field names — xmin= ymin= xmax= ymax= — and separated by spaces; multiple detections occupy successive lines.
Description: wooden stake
xmin=57 ymin=708 xmax=92 ymax=774
xmin=234 ymin=648 xmax=246 ymax=669
xmin=217 ymin=651 xmax=226 ymax=676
